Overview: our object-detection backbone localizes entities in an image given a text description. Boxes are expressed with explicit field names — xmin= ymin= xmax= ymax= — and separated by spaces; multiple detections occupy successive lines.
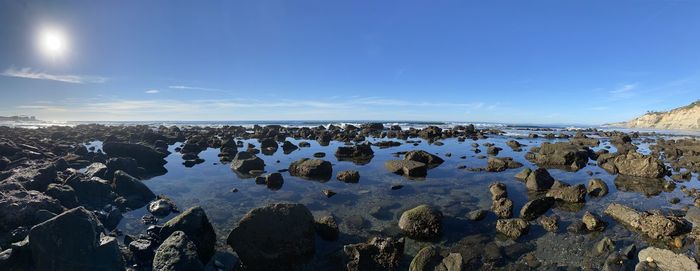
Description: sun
xmin=38 ymin=27 xmax=68 ymax=59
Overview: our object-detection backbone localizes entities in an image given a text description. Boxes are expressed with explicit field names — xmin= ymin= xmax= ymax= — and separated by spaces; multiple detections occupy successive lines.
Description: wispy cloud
xmin=608 ymin=83 xmax=637 ymax=100
xmin=145 ymin=89 xmax=159 ymax=94
xmin=168 ymin=85 xmax=227 ymax=93
xmin=1 ymin=67 xmax=107 ymax=84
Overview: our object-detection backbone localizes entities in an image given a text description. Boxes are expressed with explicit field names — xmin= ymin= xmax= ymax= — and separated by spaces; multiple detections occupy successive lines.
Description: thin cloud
xmin=145 ymin=89 xmax=159 ymax=94
xmin=168 ymin=85 xmax=227 ymax=93
xmin=1 ymin=67 xmax=106 ymax=84
xmin=608 ymin=83 xmax=637 ymax=100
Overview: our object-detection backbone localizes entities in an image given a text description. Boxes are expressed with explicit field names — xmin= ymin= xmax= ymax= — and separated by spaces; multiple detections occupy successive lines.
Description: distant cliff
xmin=0 ymin=115 xmax=37 ymax=122
xmin=609 ymin=100 xmax=700 ymax=130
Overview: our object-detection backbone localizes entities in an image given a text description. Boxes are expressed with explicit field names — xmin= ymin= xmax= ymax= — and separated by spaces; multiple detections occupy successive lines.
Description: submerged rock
xmin=227 ymin=203 xmax=315 ymax=270
xmin=29 ymin=207 xmax=124 ymax=271
xmin=519 ymin=197 xmax=554 ymax=221
xmin=398 ymin=204 xmax=443 ymax=240
xmin=152 ymin=231 xmax=204 ymax=271
xmin=315 ymin=215 xmax=339 ymax=241
xmin=344 ymin=237 xmax=404 ymax=271
xmin=336 ymin=170 xmax=360 ymax=183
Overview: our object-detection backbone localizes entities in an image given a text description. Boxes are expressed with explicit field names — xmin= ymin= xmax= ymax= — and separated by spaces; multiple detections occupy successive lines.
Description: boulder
xmin=152 ymin=231 xmax=204 ymax=271
xmin=29 ymin=207 xmax=123 ymax=271
xmin=598 ymin=152 xmax=667 ymax=178
xmin=519 ymin=197 xmax=554 ymax=221
xmin=525 ymin=168 xmax=555 ymax=191
xmin=230 ymin=152 xmax=265 ymax=175
xmin=514 ymin=167 xmax=532 ymax=180
xmin=112 ymin=170 xmax=155 ymax=209
xmin=385 ymin=160 xmax=428 ymax=177
xmin=102 ymin=141 xmax=168 ymax=167
xmin=0 ymin=184 xmax=64 ymax=231
xmin=315 ymin=215 xmax=339 ymax=241
xmin=545 ymin=184 xmax=586 ymax=203
xmin=604 ymin=203 xmax=690 ymax=239
xmin=409 ymin=246 xmax=442 ymax=271
xmin=486 ymin=157 xmax=523 ymax=172
xmin=3 ymin=164 xmax=57 ymax=191
xmin=539 ymin=216 xmax=558 ymax=232
xmin=492 ymin=198 xmax=514 ymax=219
xmin=405 ymin=150 xmax=444 ymax=166
xmin=489 ymin=182 xmax=508 ymax=200
xmin=496 ymin=218 xmax=530 ymax=239
xmin=85 ymin=162 xmax=108 ymax=179
xmin=398 ymin=205 xmax=443 ymax=240
xmin=45 ymin=183 xmax=79 ymax=208
xmin=587 ymin=178 xmax=609 ymax=197
xmin=526 ymin=142 xmax=590 ymax=170
xmin=582 ymin=211 xmax=607 ymax=232
xmin=160 ymin=206 xmax=216 ymax=263
xmin=335 ymin=144 xmax=374 ymax=164
xmin=336 ymin=170 xmax=360 ymax=183
xmin=264 ymin=172 xmax=284 ymax=190
xmin=637 ymin=247 xmax=699 ymax=271
xmin=227 ymin=203 xmax=315 ymax=270
xmin=344 ymin=237 xmax=404 ymax=271
xmin=288 ymin=158 xmax=333 ymax=181
xmin=66 ymin=175 xmax=117 ymax=209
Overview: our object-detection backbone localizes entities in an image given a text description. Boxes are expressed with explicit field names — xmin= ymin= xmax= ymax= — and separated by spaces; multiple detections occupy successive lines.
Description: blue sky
xmin=0 ymin=0 xmax=698 ymax=124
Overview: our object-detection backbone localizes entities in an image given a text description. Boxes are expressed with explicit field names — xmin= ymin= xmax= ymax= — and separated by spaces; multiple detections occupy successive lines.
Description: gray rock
xmin=0 ymin=184 xmax=64 ymax=231
xmin=231 ymin=152 xmax=265 ymax=175
xmin=45 ymin=183 xmax=79 ymax=208
xmin=112 ymin=170 xmax=155 ymax=209
xmin=486 ymin=157 xmax=523 ymax=172
xmin=160 ymin=206 xmax=216 ymax=263
xmin=409 ymin=246 xmax=442 ymax=271
xmin=385 ymin=160 xmax=428 ymax=177
xmin=153 ymin=231 xmax=204 ymax=271
xmin=595 ymin=237 xmax=615 ymax=255
xmin=637 ymin=247 xmax=699 ymax=271
xmin=226 ymin=203 xmax=315 ymax=270
xmin=496 ymin=218 xmax=530 ymax=239
xmin=344 ymin=237 xmax=404 ymax=271
xmin=399 ymin=205 xmax=443 ymax=240
xmin=582 ymin=211 xmax=607 ymax=232
xmin=546 ymin=184 xmax=587 ymax=203
xmin=336 ymin=170 xmax=360 ymax=183
xmin=489 ymin=182 xmax=508 ymax=200
xmin=29 ymin=207 xmax=123 ymax=271
xmin=525 ymin=168 xmax=555 ymax=191
xmin=405 ymin=150 xmax=444 ymax=166
xmin=519 ymin=197 xmax=554 ymax=221
xmin=466 ymin=209 xmax=488 ymax=221
xmin=598 ymin=152 xmax=667 ymax=178
xmin=288 ymin=158 xmax=333 ymax=181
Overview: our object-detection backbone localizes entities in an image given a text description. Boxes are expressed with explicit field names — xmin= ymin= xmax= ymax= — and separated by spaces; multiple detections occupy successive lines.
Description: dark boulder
xmin=227 ymin=203 xmax=315 ymax=271
xmin=152 ymin=231 xmax=204 ymax=271
xmin=230 ymin=152 xmax=265 ymax=176
xmin=398 ymin=204 xmax=443 ymax=240
xmin=102 ymin=142 xmax=168 ymax=167
xmin=525 ymin=168 xmax=555 ymax=191
xmin=0 ymin=183 xmax=64 ymax=231
xmin=288 ymin=158 xmax=333 ymax=181
xmin=159 ymin=206 xmax=216 ymax=263
xmin=112 ymin=170 xmax=156 ymax=209
xmin=344 ymin=237 xmax=404 ymax=271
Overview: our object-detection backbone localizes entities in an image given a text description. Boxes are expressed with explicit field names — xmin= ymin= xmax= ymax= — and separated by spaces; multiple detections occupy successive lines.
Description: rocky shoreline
xmin=1 ymin=123 xmax=700 ymax=270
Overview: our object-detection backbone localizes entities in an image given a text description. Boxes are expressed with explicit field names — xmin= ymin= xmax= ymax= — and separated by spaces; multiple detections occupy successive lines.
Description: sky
xmin=0 ymin=0 xmax=699 ymax=125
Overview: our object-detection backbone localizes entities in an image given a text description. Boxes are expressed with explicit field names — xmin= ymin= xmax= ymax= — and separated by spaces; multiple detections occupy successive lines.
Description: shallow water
xmin=112 ymin=130 xmax=699 ymax=269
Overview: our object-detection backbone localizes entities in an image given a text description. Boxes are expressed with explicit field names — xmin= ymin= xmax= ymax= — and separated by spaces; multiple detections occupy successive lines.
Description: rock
xmin=29 ymin=207 xmax=124 ymax=271
xmin=398 ymin=204 xmax=443 ymax=240
xmin=526 ymin=142 xmax=590 ymax=170
xmin=322 ymin=189 xmax=336 ymax=198
xmin=582 ymin=211 xmax=607 ymax=231
xmin=66 ymin=175 xmax=117 ymax=209
xmin=496 ymin=218 xmax=530 ymax=239
xmin=604 ymin=203 xmax=690 ymax=239
xmin=0 ymin=184 xmax=64 ymax=231
xmin=506 ymin=140 xmax=522 ymax=151
xmin=160 ymin=206 xmax=216 ymax=263
xmin=539 ymin=216 xmax=558 ymax=232
xmin=567 ymin=220 xmax=587 ymax=234
xmin=637 ymin=247 xmax=699 ymax=271
xmin=595 ymin=237 xmax=615 ymax=255
xmin=466 ymin=209 xmax=488 ymax=221
xmin=525 ymin=168 xmax=555 ymax=191
xmin=45 ymin=183 xmax=79 ymax=208
xmin=487 ymin=146 xmax=502 ymax=156
xmin=336 ymin=170 xmax=360 ymax=183
xmin=438 ymin=253 xmax=463 ymax=271
xmin=4 ymin=164 xmax=57 ymax=191
xmin=409 ymin=246 xmax=442 ymax=271
xmin=85 ymin=162 xmax=108 ymax=179
xmin=514 ymin=167 xmax=532 ymax=180
xmin=385 ymin=160 xmax=428 ymax=177
xmin=230 ymin=152 xmax=265 ymax=175
xmin=489 ymin=182 xmax=508 ymax=200
xmin=405 ymin=150 xmax=444 ymax=166
xmin=519 ymin=197 xmax=554 ymax=220
xmin=152 ymin=231 xmax=204 ymax=271
xmin=344 ymin=237 xmax=404 ymax=271
xmin=492 ymin=198 xmax=514 ymax=219
xmin=587 ymin=178 xmax=609 ymax=197
xmin=335 ymin=144 xmax=374 ymax=164
xmin=112 ymin=170 xmax=155 ymax=209
xmin=315 ymin=215 xmax=339 ymax=241
xmin=598 ymin=152 xmax=667 ymax=178
xmin=264 ymin=172 xmax=284 ymax=190
xmin=486 ymin=157 xmax=523 ymax=172
xmin=288 ymin=158 xmax=333 ymax=181
xmin=545 ymin=184 xmax=587 ymax=203
xmin=227 ymin=203 xmax=315 ymax=270
xmin=149 ymin=198 xmax=174 ymax=217
xmin=105 ymin=157 xmax=139 ymax=178
xmin=102 ymin=141 xmax=168 ymax=167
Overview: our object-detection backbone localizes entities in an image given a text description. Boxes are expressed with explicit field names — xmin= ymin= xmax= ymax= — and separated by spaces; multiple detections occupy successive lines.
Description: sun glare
xmin=38 ymin=27 xmax=68 ymax=59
